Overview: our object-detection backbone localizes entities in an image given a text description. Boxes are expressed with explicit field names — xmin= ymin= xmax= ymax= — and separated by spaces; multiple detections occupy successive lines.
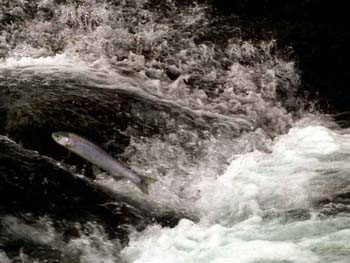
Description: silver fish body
xmin=52 ymin=132 xmax=156 ymax=194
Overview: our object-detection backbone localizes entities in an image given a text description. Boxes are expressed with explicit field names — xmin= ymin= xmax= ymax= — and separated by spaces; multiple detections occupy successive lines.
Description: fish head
xmin=52 ymin=132 xmax=73 ymax=148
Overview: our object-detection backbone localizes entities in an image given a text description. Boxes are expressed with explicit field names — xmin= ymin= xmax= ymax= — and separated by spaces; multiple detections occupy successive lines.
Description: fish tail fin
xmin=137 ymin=175 xmax=157 ymax=195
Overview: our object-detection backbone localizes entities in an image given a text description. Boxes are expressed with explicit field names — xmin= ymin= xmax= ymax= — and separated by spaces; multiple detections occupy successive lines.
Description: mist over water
xmin=1 ymin=0 xmax=349 ymax=262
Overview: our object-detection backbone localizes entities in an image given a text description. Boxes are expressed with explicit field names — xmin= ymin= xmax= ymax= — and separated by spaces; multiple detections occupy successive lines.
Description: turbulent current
xmin=1 ymin=1 xmax=349 ymax=262
xmin=123 ymin=124 xmax=350 ymax=263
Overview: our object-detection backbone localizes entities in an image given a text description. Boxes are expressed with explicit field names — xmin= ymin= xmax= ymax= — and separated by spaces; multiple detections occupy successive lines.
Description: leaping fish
xmin=51 ymin=132 xmax=156 ymax=195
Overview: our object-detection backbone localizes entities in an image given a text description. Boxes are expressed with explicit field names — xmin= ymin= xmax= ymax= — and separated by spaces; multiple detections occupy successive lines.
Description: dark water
xmin=1 ymin=1 xmax=349 ymax=262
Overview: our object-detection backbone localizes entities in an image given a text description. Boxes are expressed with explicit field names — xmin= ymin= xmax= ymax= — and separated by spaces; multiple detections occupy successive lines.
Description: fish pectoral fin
xmin=110 ymin=174 xmax=125 ymax=181
xmin=136 ymin=175 xmax=157 ymax=195
xmin=92 ymin=165 xmax=103 ymax=176
xmin=92 ymin=165 xmax=114 ymax=179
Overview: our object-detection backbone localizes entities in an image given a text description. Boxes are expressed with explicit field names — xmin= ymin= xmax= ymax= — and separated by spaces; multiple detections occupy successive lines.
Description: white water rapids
xmin=1 ymin=1 xmax=350 ymax=262
xmin=122 ymin=123 xmax=350 ymax=263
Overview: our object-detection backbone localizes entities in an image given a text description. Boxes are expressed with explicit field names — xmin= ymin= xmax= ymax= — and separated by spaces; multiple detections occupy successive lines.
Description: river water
xmin=1 ymin=1 xmax=349 ymax=262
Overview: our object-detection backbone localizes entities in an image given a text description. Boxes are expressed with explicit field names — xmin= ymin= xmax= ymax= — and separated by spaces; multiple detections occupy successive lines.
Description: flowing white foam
xmin=122 ymin=125 xmax=350 ymax=263
xmin=197 ymin=125 xmax=342 ymax=224
xmin=0 ymin=215 xmax=123 ymax=263
xmin=65 ymin=223 xmax=123 ymax=263
xmin=0 ymin=251 xmax=11 ymax=263
xmin=0 ymin=53 xmax=79 ymax=68
xmin=2 ymin=1 xmax=336 ymax=263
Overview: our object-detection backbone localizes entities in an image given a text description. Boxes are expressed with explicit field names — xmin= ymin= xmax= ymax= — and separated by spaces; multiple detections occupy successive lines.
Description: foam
xmin=0 ymin=53 xmax=82 ymax=69
xmin=0 ymin=251 xmax=11 ymax=263
xmin=122 ymin=125 xmax=350 ymax=263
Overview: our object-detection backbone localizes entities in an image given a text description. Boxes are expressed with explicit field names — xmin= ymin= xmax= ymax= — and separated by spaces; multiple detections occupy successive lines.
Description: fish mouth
xmin=52 ymin=131 xmax=72 ymax=147
xmin=52 ymin=131 xmax=64 ymax=141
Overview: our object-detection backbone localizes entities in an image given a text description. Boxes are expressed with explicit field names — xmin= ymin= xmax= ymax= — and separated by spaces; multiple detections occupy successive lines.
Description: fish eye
xmin=52 ymin=132 xmax=73 ymax=147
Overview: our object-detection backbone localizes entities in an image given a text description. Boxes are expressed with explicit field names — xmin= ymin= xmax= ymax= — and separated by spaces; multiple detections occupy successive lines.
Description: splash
xmin=122 ymin=124 xmax=350 ymax=263
xmin=1 ymin=0 xmax=302 ymax=140
xmin=0 ymin=215 xmax=123 ymax=263
xmin=1 ymin=1 xmax=330 ymax=263
xmin=65 ymin=223 xmax=124 ymax=263
xmin=0 ymin=251 xmax=11 ymax=263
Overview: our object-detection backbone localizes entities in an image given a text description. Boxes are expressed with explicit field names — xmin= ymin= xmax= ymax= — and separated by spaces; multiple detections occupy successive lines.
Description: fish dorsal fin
xmin=137 ymin=175 xmax=157 ymax=195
